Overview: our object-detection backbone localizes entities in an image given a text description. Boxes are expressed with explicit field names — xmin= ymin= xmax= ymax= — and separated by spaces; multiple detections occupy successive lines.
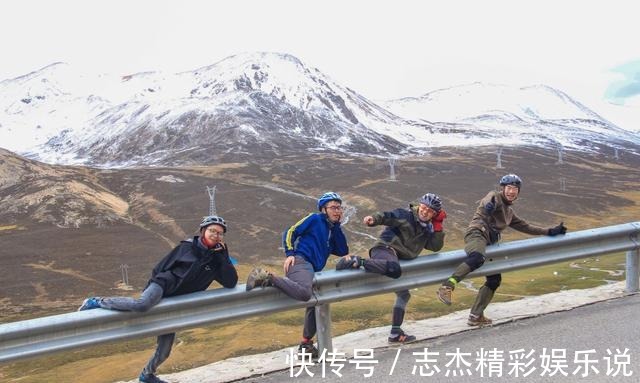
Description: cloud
xmin=605 ymin=60 xmax=640 ymax=105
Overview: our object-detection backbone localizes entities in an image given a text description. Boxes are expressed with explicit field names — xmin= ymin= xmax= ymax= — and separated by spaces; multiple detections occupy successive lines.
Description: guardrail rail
xmin=1 ymin=222 xmax=639 ymax=363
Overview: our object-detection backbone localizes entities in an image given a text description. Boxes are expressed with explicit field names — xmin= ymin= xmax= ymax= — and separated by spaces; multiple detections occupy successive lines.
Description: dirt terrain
xmin=1 ymin=145 xmax=639 ymax=320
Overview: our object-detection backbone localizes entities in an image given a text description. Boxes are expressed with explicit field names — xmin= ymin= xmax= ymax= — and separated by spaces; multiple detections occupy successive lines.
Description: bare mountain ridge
xmin=0 ymin=148 xmax=129 ymax=227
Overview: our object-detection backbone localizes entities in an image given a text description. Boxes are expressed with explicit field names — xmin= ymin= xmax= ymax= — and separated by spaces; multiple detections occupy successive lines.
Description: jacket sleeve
xmin=214 ymin=247 xmax=238 ymax=288
xmin=424 ymin=231 xmax=445 ymax=252
xmin=509 ymin=212 xmax=549 ymax=235
xmin=282 ymin=213 xmax=315 ymax=257
xmin=371 ymin=209 xmax=405 ymax=227
xmin=149 ymin=245 xmax=183 ymax=293
xmin=330 ymin=226 xmax=349 ymax=257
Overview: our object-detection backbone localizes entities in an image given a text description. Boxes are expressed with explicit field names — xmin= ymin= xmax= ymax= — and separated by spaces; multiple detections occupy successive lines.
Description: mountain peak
xmin=384 ymin=82 xmax=609 ymax=123
xmin=1 ymin=53 xmax=638 ymax=167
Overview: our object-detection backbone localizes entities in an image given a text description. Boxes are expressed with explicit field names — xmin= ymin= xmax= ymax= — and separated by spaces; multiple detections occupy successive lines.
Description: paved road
xmin=241 ymin=294 xmax=639 ymax=382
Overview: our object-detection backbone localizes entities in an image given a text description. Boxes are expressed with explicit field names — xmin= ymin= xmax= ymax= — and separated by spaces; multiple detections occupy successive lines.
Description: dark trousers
xmin=271 ymin=256 xmax=317 ymax=339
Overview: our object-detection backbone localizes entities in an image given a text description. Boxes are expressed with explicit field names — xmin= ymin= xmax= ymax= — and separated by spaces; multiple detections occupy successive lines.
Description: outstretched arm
xmin=510 ymin=213 xmax=551 ymax=236
xmin=364 ymin=209 xmax=405 ymax=228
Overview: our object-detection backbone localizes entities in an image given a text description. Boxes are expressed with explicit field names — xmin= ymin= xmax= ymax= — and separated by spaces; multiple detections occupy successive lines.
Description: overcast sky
xmin=2 ymin=0 xmax=639 ymax=129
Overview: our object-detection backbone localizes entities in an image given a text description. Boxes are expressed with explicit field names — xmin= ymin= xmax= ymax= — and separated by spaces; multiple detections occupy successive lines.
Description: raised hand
xmin=432 ymin=209 xmax=447 ymax=232
xmin=484 ymin=196 xmax=496 ymax=215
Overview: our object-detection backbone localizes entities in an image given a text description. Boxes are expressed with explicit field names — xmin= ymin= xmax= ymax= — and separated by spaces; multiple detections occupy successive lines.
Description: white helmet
xmin=199 ymin=215 xmax=227 ymax=232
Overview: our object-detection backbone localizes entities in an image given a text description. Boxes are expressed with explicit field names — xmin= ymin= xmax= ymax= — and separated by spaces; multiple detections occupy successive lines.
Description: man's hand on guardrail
xmin=548 ymin=222 xmax=567 ymax=236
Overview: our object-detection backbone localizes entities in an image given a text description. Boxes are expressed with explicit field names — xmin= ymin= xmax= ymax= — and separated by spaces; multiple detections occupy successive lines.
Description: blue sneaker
xmin=77 ymin=297 xmax=102 ymax=311
xmin=139 ymin=372 xmax=168 ymax=383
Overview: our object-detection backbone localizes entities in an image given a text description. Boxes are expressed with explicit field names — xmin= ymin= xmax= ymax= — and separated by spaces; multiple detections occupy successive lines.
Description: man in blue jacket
xmin=78 ymin=215 xmax=238 ymax=383
xmin=246 ymin=192 xmax=352 ymax=357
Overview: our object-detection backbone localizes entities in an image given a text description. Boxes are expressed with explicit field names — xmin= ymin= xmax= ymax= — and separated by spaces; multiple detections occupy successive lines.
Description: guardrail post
xmin=314 ymin=303 xmax=333 ymax=355
xmin=626 ymin=249 xmax=639 ymax=293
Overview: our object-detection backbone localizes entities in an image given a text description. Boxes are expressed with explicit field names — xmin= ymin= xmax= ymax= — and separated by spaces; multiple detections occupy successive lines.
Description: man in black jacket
xmin=78 ymin=215 xmax=238 ymax=383
xmin=336 ymin=193 xmax=446 ymax=343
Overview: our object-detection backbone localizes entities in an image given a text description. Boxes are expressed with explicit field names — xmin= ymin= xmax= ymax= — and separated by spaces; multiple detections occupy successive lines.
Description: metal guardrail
xmin=1 ymin=222 xmax=639 ymax=363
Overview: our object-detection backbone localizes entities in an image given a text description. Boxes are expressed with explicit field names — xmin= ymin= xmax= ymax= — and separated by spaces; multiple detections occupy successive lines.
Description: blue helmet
xmin=199 ymin=215 xmax=227 ymax=232
xmin=419 ymin=193 xmax=442 ymax=212
xmin=317 ymin=192 xmax=342 ymax=211
xmin=499 ymin=174 xmax=522 ymax=189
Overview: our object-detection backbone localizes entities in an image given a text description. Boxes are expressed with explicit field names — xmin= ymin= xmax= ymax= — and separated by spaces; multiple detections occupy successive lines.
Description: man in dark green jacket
xmin=436 ymin=174 xmax=566 ymax=326
xmin=336 ymin=193 xmax=446 ymax=343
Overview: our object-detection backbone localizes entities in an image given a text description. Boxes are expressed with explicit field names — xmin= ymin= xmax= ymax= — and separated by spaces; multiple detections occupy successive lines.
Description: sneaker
xmin=298 ymin=340 xmax=319 ymax=358
xmin=78 ymin=297 xmax=102 ymax=311
xmin=245 ymin=268 xmax=272 ymax=291
xmin=436 ymin=286 xmax=453 ymax=306
xmin=335 ymin=255 xmax=361 ymax=270
xmin=139 ymin=372 xmax=168 ymax=383
xmin=467 ymin=314 xmax=493 ymax=327
xmin=388 ymin=329 xmax=417 ymax=344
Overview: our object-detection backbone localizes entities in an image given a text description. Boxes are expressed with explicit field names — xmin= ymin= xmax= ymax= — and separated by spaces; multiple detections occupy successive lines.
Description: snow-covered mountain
xmin=382 ymin=82 xmax=639 ymax=152
xmin=1 ymin=54 xmax=638 ymax=167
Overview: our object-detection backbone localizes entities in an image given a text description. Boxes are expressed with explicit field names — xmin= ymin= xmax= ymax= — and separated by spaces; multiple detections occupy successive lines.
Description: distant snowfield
xmin=2 ymin=54 xmax=639 ymax=167
xmin=115 ymin=281 xmax=630 ymax=383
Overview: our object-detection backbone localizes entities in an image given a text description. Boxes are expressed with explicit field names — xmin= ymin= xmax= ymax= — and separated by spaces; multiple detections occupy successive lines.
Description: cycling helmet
xmin=419 ymin=193 xmax=442 ymax=212
xmin=317 ymin=192 xmax=342 ymax=211
xmin=199 ymin=215 xmax=227 ymax=232
xmin=499 ymin=174 xmax=522 ymax=189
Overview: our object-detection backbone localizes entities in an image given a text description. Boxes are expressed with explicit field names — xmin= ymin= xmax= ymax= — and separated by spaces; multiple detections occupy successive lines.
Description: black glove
xmin=208 ymin=243 xmax=228 ymax=266
xmin=484 ymin=196 xmax=496 ymax=215
xmin=548 ymin=222 xmax=567 ymax=236
xmin=488 ymin=227 xmax=501 ymax=244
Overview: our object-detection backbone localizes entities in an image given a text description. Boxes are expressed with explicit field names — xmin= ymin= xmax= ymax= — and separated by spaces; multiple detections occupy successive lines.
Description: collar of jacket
xmin=409 ymin=203 xmax=424 ymax=221
xmin=322 ymin=213 xmax=340 ymax=228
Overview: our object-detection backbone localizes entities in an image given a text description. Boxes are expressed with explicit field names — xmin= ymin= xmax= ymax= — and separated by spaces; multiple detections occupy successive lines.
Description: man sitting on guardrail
xmin=436 ymin=174 xmax=567 ymax=326
xmin=336 ymin=193 xmax=446 ymax=343
xmin=245 ymin=191 xmax=352 ymax=358
xmin=77 ymin=215 xmax=239 ymax=383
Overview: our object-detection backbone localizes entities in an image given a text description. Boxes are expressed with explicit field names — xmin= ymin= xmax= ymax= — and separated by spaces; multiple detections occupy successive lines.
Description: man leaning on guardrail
xmin=436 ymin=173 xmax=567 ymax=326
xmin=245 ymin=191 xmax=353 ymax=359
xmin=77 ymin=215 xmax=239 ymax=383
xmin=336 ymin=192 xmax=446 ymax=344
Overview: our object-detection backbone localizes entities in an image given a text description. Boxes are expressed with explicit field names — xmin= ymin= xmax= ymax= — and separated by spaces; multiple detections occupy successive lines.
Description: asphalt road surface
xmin=240 ymin=294 xmax=639 ymax=382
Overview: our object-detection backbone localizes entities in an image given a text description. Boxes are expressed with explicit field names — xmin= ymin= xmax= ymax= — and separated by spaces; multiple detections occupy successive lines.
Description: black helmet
xmin=499 ymin=174 xmax=522 ymax=189
xmin=199 ymin=215 xmax=227 ymax=232
xmin=419 ymin=193 xmax=442 ymax=212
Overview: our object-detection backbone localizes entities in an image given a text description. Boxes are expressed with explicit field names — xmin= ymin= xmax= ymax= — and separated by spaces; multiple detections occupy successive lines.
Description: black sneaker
xmin=388 ymin=329 xmax=417 ymax=344
xmin=298 ymin=340 xmax=319 ymax=358
xmin=139 ymin=372 xmax=168 ymax=383
xmin=336 ymin=255 xmax=361 ymax=270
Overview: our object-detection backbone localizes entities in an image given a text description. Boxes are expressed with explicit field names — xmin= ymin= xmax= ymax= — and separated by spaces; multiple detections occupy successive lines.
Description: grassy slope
xmin=1 ymin=228 xmax=633 ymax=382
xmin=2 ymin=155 xmax=639 ymax=382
